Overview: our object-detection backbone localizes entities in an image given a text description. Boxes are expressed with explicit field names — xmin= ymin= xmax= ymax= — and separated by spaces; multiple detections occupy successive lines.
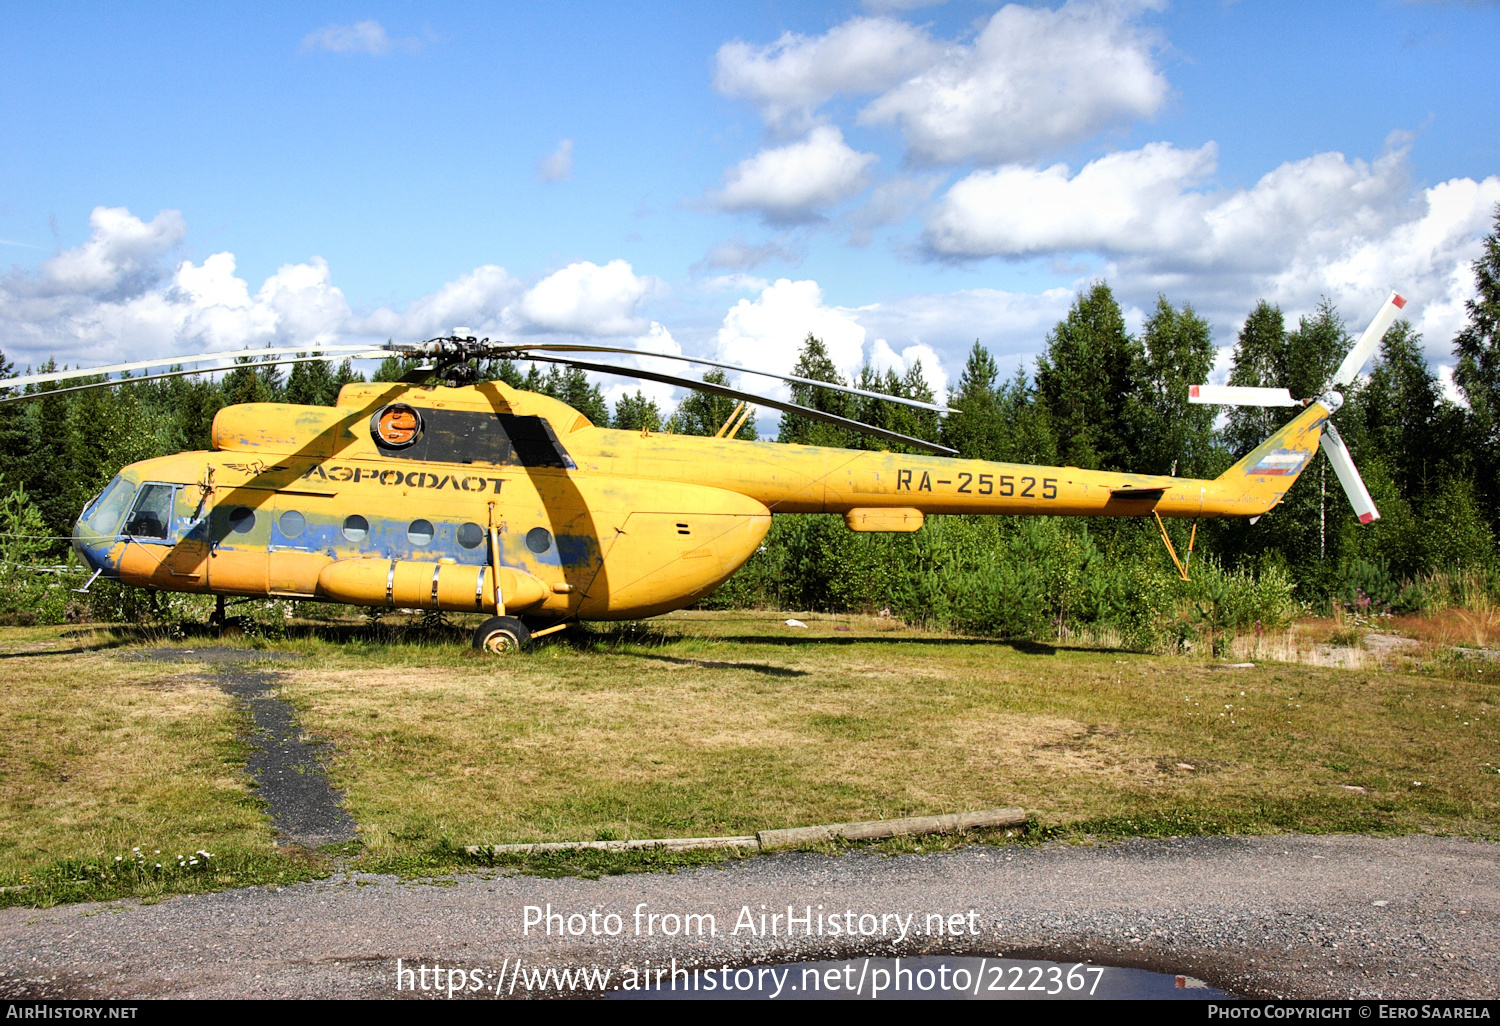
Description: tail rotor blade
xmin=1188 ymin=384 xmax=1300 ymax=406
xmin=1320 ymin=422 xmax=1380 ymax=524
xmin=1329 ymin=290 xmax=1406 ymax=389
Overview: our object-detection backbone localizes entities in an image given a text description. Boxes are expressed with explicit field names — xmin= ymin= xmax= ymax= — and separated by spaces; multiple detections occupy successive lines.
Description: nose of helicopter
xmin=71 ymin=515 xmax=117 ymax=576
xmin=70 ymin=476 xmax=133 ymax=578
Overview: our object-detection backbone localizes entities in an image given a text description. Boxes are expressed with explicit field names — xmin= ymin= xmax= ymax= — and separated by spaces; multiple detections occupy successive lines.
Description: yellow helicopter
xmin=0 ymin=292 xmax=1407 ymax=653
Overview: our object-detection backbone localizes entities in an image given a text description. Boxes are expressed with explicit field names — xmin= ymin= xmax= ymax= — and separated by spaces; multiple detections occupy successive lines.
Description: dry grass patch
xmin=0 ymin=630 xmax=275 ymax=886
xmin=272 ymin=611 xmax=1499 ymax=853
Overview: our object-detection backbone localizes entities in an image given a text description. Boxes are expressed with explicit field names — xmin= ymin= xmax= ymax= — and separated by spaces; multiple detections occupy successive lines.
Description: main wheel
xmin=472 ymin=615 xmax=532 ymax=654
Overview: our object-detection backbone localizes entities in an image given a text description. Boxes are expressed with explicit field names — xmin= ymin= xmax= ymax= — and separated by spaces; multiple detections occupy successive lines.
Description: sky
xmin=2 ymin=0 xmax=1498 ymax=417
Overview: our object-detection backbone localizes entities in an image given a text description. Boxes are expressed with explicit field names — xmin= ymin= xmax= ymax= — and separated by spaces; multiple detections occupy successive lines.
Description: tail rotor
xmin=1188 ymin=290 xmax=1408 ymax=525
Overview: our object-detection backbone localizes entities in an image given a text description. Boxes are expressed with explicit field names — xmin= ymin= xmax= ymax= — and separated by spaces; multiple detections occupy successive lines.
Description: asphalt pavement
xmin=0 ymin=832 xmax=1495 ymax=1000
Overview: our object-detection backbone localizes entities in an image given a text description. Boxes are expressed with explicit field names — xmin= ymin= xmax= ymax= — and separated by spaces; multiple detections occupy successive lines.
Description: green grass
xmin=0 ymin=609 xmax=1495 ymax=903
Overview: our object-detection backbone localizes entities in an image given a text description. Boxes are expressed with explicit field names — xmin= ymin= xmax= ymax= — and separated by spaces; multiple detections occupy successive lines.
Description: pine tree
xmin=220 ymin=357 xmax=281 ymax=405
xmin=1453 ymin=205 xmax=1500 ymax=516
xmin=1130 ymin=296 xmax=1218 ymax=477
xmin=0 ymin=350 xmax=29 ymax=490
xmin=539 ymin=365 xmax=609 ymax=425
xmin=942 ymin=342 xmax=1004 ymax=460
xmin=1225 ymin=301 xmax=1288 ymax=456
xmin=1034 ymin=282 xmax=1139 ymax=471
xmin=893 ymin=360 xmax=940 ymax=445
xmin=612 ymin=390 xmax=664 ymax=432
xmin=285 ymin=358 xmax=338 ymax=406
xmin=1348 ymin=320 xmax=1443 ymax=499
xmin=330 ymin=359 xmax=365 ymax=399
xmin=23 ymin=362 xmax=78 ymax=540
xmin=668 ymin=370 xmax=756 ymax=438
xmin=1284 ymin=298 xmax=1348 ymax=401
xmin=778 ymin=334 xmax=853 ymax=447
xmin=995 ymin=367 xmax=1057 ymax=465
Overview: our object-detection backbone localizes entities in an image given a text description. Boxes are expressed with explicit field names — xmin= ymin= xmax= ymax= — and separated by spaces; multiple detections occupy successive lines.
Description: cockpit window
xmin=370 ymin=410 xmax=576 ymax=469
xmin=125 ymin=484 xmax=175 ymax=540
xmin=85 ymin=477 xmax=135 ymax=535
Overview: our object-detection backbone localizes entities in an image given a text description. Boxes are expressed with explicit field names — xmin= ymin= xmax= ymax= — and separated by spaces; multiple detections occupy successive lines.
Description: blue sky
xmin=2 ymin=1 xmax=1497 ymax=410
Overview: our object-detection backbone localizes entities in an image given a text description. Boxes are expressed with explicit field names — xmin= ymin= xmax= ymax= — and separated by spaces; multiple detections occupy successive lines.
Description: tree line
xmin=0 ymin=210 xmax=1496 ymax=638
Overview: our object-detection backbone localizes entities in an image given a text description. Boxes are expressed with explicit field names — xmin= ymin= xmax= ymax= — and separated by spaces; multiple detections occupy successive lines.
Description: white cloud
xmin=708 ymin=278 xmax=1078 ymax=412
xmin=714 ymin=17 xmax=939 ymax=133
xmin=925 ymin=142 xmax=1220 ymax=257
xmin=865 ymin=338 xmax=949 ymax=397
xmin=847 ymin=174 xmax=941 ymax=246
xmin=0 ymin=209 xmax=659 ymax=372
xmin=861 ymin=0 xmax=947 ymax=10
xmin=925 ymin=138 xmax=1500 ymax=358
xmin=715 ymin=3 xmax=1166 ymax=165
xmin=850 ymin=284 xmax=1076 ymax=379
xmin=700 ymin=273 xmax=772 ymax=294
xmin=38 ymin=206 xmax=186 ymax=297
xmin=300 ymin=20 xmax=423 ymax=56
xmin=715 ymin=127 xmax=878 ymax=224
xmin=695 ymin=238 xmax=800 ymax=272
xmin=515 ymin=259 xmax=656 ymax=336
xmin=353 ymin=265 xmax=522 ymax=340
xmin=595 ymin=321 xmax=688 ymax=420
xmin=538 ymin=139 xmax=573 ymax=182
xmin=714 ymin=279 xmax=869 ymax=392
xmin=860 ymin=1 xmax=1168 ymax=166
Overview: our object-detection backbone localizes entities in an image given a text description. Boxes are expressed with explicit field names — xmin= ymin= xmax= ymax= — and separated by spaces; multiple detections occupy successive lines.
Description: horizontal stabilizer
xmin=1188 ymin=384 xmax=1299 ymax=407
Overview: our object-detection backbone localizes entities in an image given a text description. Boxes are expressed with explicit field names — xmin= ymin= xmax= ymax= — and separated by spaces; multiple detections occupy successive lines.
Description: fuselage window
xmin=125 ymin=484 xmax=175 ymax=540
xmin=370 ymin=410 xmax=576 ymax=469
xmin=278 ymin=510 xmax=306 ymax=539
xmin=227 ymin=507 xmax=256 ymax=534
xmin=343 ymin=514 xmax=369 ymax=543
xmin=525 ymin=527 xmax=552 ymax=553
xmin=408 ymin=519 xmax=434 ymax=545
xmin=456 ymin=522 xmax=484 ymax=549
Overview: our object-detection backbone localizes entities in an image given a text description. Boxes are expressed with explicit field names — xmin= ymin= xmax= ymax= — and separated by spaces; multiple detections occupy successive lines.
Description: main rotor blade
xmin=524 ymin=353 xmax=956 ymax=456
xmin=1320 ymin=422 xmax=1380 ymax=525
xmin=499 ymin=343 xmax=957 ymax=414
xmin=1329 ymin=290 xmax=1407 ymax=389
xmin=0 ymin=344 xmax=390 ymax=391
xmin=0 ymin=352 xmax=389 ymax=405
xmin=1188 ymin=384 xmax=1300 ymax=406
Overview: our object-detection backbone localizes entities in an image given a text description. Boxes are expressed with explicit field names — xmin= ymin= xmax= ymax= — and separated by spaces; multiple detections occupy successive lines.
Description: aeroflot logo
xmin=301 ymin=464 xmax=506 ymax=492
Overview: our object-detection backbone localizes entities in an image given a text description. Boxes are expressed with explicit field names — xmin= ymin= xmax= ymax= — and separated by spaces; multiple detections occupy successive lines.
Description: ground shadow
xmin=716 ymin=634 xmax=1111 ymax=656
xmin=619 ymin=652 xmax=810 ymax=677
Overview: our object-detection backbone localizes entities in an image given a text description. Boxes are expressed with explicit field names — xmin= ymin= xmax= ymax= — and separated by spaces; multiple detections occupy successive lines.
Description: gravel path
xmin=0 ymin=833 xmax=1494 ymax=1000
xmin=126 ymin=648 xmax=355 ymax=848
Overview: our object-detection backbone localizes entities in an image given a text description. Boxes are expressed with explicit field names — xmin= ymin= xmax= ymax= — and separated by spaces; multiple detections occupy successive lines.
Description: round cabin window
xmin=228 ymin=506 xmax=256 ymax=534
xmin=278 ymin=510 xmax=305 ymax=539
xmin=456 ymin=522 xmax=484 ymax=549
xmin=342 ymin=514 xmax=369 ymax=543
xmin=408 ymin=519 xmax=434 ymax=545
xmin=372 ymin=404 xmax=422 ymax=448
xmin=525 ymin=527 xmax=553 ymax=553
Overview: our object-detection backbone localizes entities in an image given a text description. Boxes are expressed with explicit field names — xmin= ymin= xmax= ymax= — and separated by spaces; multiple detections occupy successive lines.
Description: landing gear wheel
xmin=472 ymin=615 xmax=531 ymax=654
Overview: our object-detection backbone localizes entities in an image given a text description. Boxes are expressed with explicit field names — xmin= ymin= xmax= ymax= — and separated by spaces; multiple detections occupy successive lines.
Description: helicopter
xmin=0 ymin=291 xmax=1407 ymax=653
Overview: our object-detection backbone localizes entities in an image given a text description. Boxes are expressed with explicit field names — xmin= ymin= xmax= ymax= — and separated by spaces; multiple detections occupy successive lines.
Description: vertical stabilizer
xmin=1213 ymin=402 xmax=1330 ymax=515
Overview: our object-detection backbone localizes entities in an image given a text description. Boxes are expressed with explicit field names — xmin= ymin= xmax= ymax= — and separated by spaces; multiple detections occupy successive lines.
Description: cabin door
xmin=162 ymin=483 xmax=211 ymax=588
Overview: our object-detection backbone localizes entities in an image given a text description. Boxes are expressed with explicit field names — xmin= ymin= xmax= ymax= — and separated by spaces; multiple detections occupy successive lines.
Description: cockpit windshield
xmin=84 ymin=476 xmax=135 ymax=536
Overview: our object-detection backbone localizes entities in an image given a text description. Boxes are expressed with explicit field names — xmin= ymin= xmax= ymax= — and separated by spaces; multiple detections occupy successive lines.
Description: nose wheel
xmin=472 ymin=615 xmax=532 ymax=654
